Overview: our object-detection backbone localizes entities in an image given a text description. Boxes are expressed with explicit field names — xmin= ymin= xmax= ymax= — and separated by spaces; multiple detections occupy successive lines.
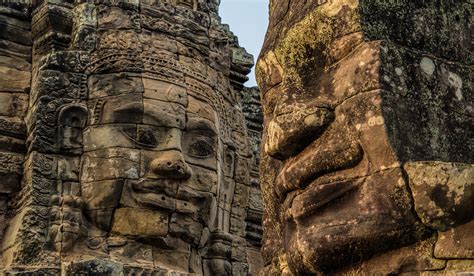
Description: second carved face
xmin=77 ymin=73 xmax=226 ymax=269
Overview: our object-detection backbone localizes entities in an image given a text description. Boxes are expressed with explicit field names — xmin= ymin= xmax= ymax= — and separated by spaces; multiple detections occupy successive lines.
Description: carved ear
xmin=223 ymin=146 xmax=235 ymax=178
xmin=57 ymin=104 xmax=88 ymax=153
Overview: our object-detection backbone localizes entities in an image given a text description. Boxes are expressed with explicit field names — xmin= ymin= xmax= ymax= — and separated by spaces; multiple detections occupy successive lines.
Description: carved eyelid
xmin=187 ymin=120 xmax=217 ymax=137
xmin=188 ymin=139 xmax=215 ymax=158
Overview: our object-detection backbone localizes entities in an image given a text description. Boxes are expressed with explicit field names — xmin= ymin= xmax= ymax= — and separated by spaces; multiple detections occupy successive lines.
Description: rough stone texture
xmin=257 ymin=0 xmax=473 ymax=274
xmin=0 ymin=3 xmax=31 ymax=267
xmin=241 ymin=87 xmax=264 ymax=275
xmin=0 ymin=1 xmax=263 ymax=275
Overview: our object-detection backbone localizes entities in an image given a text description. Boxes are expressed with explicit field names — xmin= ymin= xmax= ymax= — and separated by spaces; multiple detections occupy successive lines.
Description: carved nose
xmin=266 ymin=105 xmax=334 ymax=159
xmin=150 ymin=150 xmax=192 ymax=180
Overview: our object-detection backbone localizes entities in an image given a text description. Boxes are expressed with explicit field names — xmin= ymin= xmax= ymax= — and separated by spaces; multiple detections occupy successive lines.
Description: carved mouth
xmin=275 ymin=130 xmax=364 ymax=219
xmin=275 ymin=136 xmax=363 ymax=198
xmin=284 ymin=178 xmax=363 ymax=220
xmin=131 ymin=179 xmax=176 ymax=211
xmin=132 ymin=179 xmax=166 ymax=193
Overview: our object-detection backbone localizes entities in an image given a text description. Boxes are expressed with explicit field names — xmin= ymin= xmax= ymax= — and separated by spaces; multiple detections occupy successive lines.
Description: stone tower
xmin=0 ymin=0 xmax=263 ymax=274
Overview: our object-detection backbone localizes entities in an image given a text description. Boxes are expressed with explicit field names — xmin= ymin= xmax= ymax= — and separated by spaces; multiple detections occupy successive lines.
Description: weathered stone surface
xmin=0 ymin=1 xmax=263 ymax=274
xmin=405 ymin=162 xmax=474 ymax=231
xmin=0 ymin=16 xmax=30 ymax=265
xmin=0 ymin=56 xmax=31 ymax=92
xmin=109 ymin=240 xmax=154 ymax=267
xmin=62 ymin=259 xmax=123 ymax=275
xmin=343 ymin=237 xmax=446 ymax=274
xmin=89 ymin=93 xmax=144 ymax=125
xmin=153 ymin=246 xmax=190 ymax=273
xmin=83 ymin=125 xmax=136 ymax=151
xmin=444 ymin=260 xmax=474 ymax=274
xmin=88 ymin=73 xmax=144 ymax=99
xmin=143 ymin=77 xmax=187 ymax=106
xmin=81 ymin=148 xmax=140 ymax=182
xmin=170 ymin=213 xmax=203 ymax=246
xmin=435 ymin=220 xmax=474 ymax=259
xmin=112 ymin=207 xmax=169 ymax=237
xmin=82 ymin=179 xmax=124 ymax=210
xmin=257 ymin=0 xmax=473 ymax=274
xmin=0 ymin=93 xmax=28 ymax=118
xmin=143 ymin=99 xmax=186 ymax=129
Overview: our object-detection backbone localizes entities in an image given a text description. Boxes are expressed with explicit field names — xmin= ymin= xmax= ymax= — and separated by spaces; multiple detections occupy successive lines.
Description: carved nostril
xmin=150 ymin=151 xmax=192 ymax=180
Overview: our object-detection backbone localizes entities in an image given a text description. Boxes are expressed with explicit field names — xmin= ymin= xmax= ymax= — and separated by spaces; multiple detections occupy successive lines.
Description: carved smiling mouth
xmin=283 ymin=178 xmax=364 ymax=220
xmin=275 ymin=129 xmax=364 ymax=219
xmin=132 ymin=179 xmax=167 ymax=193
xmin=131 ymin=179 xmax=177 ymax=211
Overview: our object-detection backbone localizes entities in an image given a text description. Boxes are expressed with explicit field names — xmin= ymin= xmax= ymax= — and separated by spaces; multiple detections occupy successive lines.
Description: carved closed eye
xmin=121 ymin=128 xmax=157 ymax=148
xmin=188 ymin=139 xmax=214 ymax=158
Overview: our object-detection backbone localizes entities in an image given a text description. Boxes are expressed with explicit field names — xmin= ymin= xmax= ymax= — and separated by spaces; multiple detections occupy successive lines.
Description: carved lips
xmin=131 ymin=179 xmax=177 ymax=211
xmin=285 ymin=178 xmax=364 ymax=220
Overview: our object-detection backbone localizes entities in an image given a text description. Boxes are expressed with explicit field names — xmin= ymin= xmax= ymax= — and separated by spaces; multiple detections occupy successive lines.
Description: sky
xmin=219 ymin=0 xmax=269 ymax=87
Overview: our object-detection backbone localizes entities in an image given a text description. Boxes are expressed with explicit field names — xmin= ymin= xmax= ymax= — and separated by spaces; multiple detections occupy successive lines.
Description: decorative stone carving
xmin=0 ymin=4 xmax=31 ymax=264
xmin=0 ymin=1 xmax=263 ymax=275
xmin=257 ymin=1 xmax=473 ymax=274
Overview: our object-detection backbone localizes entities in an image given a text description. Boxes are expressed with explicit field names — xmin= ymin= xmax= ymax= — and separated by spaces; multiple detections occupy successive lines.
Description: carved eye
xmin=121 ymin=128 xmax=157 ymax=148
xmin=137 ymin=129 xmax=157 ymax=147
xmin=188 ymin=139 xmax=214 ymax=158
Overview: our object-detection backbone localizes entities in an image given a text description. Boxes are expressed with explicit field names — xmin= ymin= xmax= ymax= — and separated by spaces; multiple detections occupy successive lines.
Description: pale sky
xmin=219 ymin=0 xmax=269 ymax=87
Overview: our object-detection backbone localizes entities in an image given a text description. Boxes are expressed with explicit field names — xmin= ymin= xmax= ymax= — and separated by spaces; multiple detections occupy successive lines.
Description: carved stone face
xmin=257 ymin=1 xmax=473 ymax=273
xmin=81 ymin=75 xmax=218 ymax=241
xmin=0 ymin=1 xmax=260 ymax=274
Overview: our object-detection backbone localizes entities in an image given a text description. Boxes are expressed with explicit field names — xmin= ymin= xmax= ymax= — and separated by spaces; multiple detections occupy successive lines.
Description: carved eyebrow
xmin=187 ymin=119 xmax=217 ymax=136
xmin=142 ymin=101 xmax=185 ymax=129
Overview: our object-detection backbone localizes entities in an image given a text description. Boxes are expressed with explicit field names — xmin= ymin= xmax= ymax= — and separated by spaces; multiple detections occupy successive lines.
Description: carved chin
xmin=286 ymin=216 xmax=425 ymax=274
xmin=283 ymin=168 xmax=430 ymax=273
xmin=285 ymin=219 xmax=363 ymax=273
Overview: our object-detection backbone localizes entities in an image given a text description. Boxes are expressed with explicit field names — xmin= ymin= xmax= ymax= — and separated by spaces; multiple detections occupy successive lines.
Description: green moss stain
xmin=274 ymin=4 xmax=361 ymax=91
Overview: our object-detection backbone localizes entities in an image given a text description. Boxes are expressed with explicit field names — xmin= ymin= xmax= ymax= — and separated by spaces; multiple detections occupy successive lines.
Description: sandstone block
xmin=88 ymin=73 xmax=144 ymax=99
xmin=143 ymin=99 xmax=186 ymax=129
xmin=112 ymin=208 xmax=169 ymax=237
xmin=405 ymin=162 xmax=474 ymax=231
xmin=143 ymin=77 xmax=187 ymax=106
xmin=81 ymin=148 xmax=140 ymax=183
xmin=153 ymin=247 xmax=190 ymax=273
xmin=0 ymin=93 xmax=28 ymax=118
xmin=82 ymin=179 xmax=124 ymax=210
xmin=109 ymin=241 xmax=154 ymax=267
xmin=169 ymin=213 xmax=203 ymax=245
xmin=89 ymin=93 xmax=144 ymax=125
xmin=435 ymin=220 xmax=474 ymax=259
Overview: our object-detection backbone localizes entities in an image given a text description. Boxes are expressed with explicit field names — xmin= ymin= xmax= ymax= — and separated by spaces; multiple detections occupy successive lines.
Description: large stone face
xmin=0 ymin=1 xmax=263 ymax=275
xmin=257 ymin=0 xmax=473 ymax=274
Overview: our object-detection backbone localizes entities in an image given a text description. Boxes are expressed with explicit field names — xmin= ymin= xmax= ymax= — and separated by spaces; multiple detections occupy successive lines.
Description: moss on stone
xmin=274 ymin=4 xmax=361 ymax=91
xmin=360 ymin=1 xmax=473 ymax=64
